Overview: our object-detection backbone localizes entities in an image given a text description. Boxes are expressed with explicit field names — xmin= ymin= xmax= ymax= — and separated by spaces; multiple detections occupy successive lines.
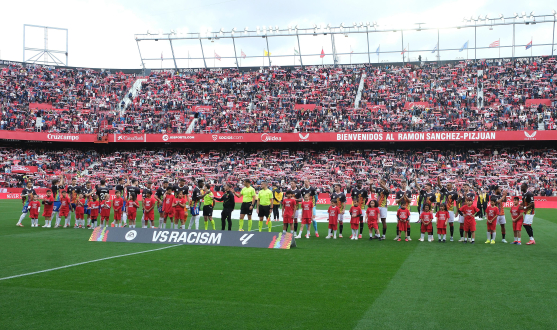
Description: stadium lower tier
xmin=1 ymin=141 xmax=556 ymax=198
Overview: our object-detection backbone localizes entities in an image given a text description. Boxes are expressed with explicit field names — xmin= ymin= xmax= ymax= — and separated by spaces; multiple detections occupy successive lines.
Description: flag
xmin=241 ymin=50 xmax=246 ymax=59
xmin=294 ymin=48 xmax=299 ymax=55
xmin=376 ymin=45 xmax=380 ymax=55
xmin=214 ymin=51 xmax=221 ymax=61
xmin=489 ymin=40 xmax=500 ymax=47
xmin=401 ymin=48 xmax=406 ymax=55
xmin=526 ymin=40 xmax=532 ymax=50
xmin=320 ymin=48 xmax=325 ymax=58
xmin=459 ymin=41 xmax=468 ymax=52
xmin=264 ymin=50 xmax=271 ymax=56
xmin=431 ymin=43 xmax=438 ymax=53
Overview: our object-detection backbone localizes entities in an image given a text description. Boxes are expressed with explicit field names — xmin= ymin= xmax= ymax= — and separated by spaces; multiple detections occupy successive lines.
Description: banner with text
xmin=89 ymin=227 xmax=296 ymax=249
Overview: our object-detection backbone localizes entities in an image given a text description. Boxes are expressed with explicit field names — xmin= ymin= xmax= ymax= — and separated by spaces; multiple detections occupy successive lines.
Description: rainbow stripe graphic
xmin=268 ymin=232 xmax=294 ymax=249
xmin=89 ymin=227 xmax=110 ymax=242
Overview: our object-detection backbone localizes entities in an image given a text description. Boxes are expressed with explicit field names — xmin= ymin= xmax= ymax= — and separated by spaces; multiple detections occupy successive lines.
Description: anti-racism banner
xmin=0 ymin=130 xmax=96 ymax=142
xmin=113 ymin=130 xmax=557 ymax=143
xmin=10 ymin=165 xmax=38 ymax=173
xmin=89 ymin=227 xmax=296 ymax=249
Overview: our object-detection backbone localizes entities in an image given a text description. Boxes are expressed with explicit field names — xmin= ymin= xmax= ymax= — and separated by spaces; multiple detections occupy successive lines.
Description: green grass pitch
xmin=1 ymin=199 xmax=556 ymax=329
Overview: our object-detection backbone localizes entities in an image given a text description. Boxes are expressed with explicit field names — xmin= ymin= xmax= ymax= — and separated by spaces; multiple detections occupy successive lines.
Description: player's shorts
xmin=497 ymin=215 xmax=506 ymax=224
xmin=76 ymin=211 xmax=84 ymax=219
xmin=523 ymin=214 xmax=534 ymax=225
xmin=240 ymin=202 xmax=253 ymax=216
xmin=164 ymin=211 xmax=174 ymax=219
xmin=328 ymin=223 xmax=338 ymax=230
xmin=448 ymin=211 xmax=455 ymax=223
xmin=158 ymin=206 xmax=164 ymax=214
xmin=398 ymin=221 xmax=408 ymax=232
xmin=458 ymin=215 xmax=465 ymax=224
xmin=367 ymin=221 xmax=379 ymax=231
xmin=421 ymin=223 xmax=433 ymax=233
xmin=42 ymin=209 xmax=53 ymax=218
xmin=59 ymin=209 xmax=69 ymax=217
xmin=29 ymin=212 xmax=39 ymax=219
xmin=128 ymin=210 xmax=137 ymax=220
xmin=144 ymin=212 xmax=154 ymax=221
xmin=203 ymin=205 xmax=213 ymax=217
xmin=21 ymin=202 xmax=30 ymax=213
xmin=463 ymin=219 xmax=476 ymax=232
xmin=487 ymin=219 xmax=497 ymax=231
xmin=53 ymin=201 xmax=61 ymax=212
xmin=101 ymin=215 xmax=110 ymax=221
xmin=90 ymin=212 xmax=99 ymax=219
xmin=350 ymin=222 xmax=359 ymax=230
xmin=338 ymin=212 xmax=345 ymax=222
xmin=114 ymin=211 xmax=122 ymax=221
xmin=174 ymin=211 xmax=185 ymax=221
xmin=513 ymin=220 xmax=523 ymax=232
xmin=283 ymin=216 xmax=293 ymax=224
xmin=258 ymin=205 xmax=271 ymax=218
xmin=437 ymin=228 xmax=447 ymax=234
xmin=190 ymin=206 xmax=199 ymax=216
xmin=71 ymin=203 xmax=76 ymax=211
xmin=379 ymin=207 xmax=388 ymax=219
xmin=121 ymin=200 xmax=127 ymax=212
xmin=84 ymin=206 xmax=91 ymax=215
xmin=295 ymin=209 xmax=301 ymax=219
xmin=302 ymin=217 xmax=312 ymax=225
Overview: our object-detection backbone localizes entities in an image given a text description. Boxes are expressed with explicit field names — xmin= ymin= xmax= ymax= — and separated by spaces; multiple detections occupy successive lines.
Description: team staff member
xmin=214 ymin=183 xmax=235 ymax=230
xmin=272 ymin=183 xmax=283 ymax=221
xmin=255 ymin=181 xmax=273 ymax=232
xmin=235 ymin=179 xmax=256 ymax=231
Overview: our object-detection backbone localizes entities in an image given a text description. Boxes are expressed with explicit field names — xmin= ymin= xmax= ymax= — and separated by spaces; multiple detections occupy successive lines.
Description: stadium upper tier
xmin=1 ymin=57 xmax=555 ymax=136
xmin=1 ymin=146 xmax=555 ymax=196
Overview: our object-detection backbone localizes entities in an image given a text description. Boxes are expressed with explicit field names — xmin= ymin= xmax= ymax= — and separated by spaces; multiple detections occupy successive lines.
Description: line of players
xmin=15 ymin=176 xmax=536 ymax=245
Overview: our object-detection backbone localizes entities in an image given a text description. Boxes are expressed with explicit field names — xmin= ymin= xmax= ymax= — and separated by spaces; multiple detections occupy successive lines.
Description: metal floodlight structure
xmin=23 ymin=24 xmax=68 ymax=66
xmin=134 ymin=13 xmax=557 ymax=70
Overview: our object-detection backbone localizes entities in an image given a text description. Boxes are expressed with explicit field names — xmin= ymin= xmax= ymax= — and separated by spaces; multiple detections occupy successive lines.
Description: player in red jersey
xmin=113 ymin=191 xmax=124 ymax=227
xmin=41 ymin=190 xmax=55 ymax=228
xmin=75 ymin=194 xmax=85 ymax=228
xmin=100 ymin=194 xmax=112 ymax=228
xmin=57 ymin=190 xmax=71 ymax=228
xmin=349 ymin=203 xmax=362 ymax=240
xmin=365 ymin=200 xmax=380 ymax=240
xmin=396 ymin=204 xmax=411 ymax=241
xmin=435 ymin=203 xmax=449 ymax=242
xmin=419 ymin=204 xmax=434 ymax=242
xmin=485 ymin=198 xmax=499 ymax=244
xmin=127 ymin=194 xmax=139 ymax=228
xmin=326 ymin=198 xmax=339 ymax=239
xmin=173 ymin=191 xmax=188 ymax=229
xmin=28 ymin=195 xmax=41 ymax=227
xmin=143 ymin=191 xmax=156 ymax=228
xmin=161 ymin=188 xmax=175 ymax=229
xmin=510 ymin=197 xmax=524 ymax=245
xmin=88 ymin=195 xmax=100 ymax=229
xmin=459 ymin=198 xmax=479 ymax=243
xmin=297 ymin=194 xmax=314 ymax=239
xmin=281 ymin=190 xmax=297 ymax=234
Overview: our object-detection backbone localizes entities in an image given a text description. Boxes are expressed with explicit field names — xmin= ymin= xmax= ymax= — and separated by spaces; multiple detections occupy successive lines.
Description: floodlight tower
xmin=23 ymin=24 xmax=68 ymax=66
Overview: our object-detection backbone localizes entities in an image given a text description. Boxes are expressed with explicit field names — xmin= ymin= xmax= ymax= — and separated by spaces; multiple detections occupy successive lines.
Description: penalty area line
xmin=0 ymin=245 xmax=180 ymax=282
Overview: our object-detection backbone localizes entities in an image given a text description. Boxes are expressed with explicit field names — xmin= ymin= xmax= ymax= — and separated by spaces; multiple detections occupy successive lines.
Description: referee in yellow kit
xmin=234 ymin=179 xmax=256 ymax=231
xmin=255 ymin=181 xmax=273 ymax=232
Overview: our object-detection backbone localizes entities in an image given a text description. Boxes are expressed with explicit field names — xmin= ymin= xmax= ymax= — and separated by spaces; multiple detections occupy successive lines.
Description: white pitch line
xmin=0 ymin=245 xmax=180 ymax=282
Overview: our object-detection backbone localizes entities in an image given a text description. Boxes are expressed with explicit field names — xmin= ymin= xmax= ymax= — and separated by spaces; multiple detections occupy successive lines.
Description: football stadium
xmin=1 ymin=1 xmax=557 ymax=329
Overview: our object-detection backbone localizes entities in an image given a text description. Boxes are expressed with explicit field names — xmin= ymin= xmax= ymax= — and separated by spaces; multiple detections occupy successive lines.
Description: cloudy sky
xmin=0 ymin=0 xmax=555 ymax=69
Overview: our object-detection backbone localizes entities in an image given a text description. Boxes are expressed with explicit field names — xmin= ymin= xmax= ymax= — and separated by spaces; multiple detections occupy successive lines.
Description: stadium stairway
xmin=186 ymin=118 xmax=198 ymax=133
xmin=354 ymin=72 xmax=366 ymax=109
xmin=118 ymin=78 xmax=147 ymax=115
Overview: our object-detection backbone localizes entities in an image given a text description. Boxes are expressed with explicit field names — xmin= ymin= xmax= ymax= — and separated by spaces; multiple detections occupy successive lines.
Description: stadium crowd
xmin=1 ymin=57 xmax=556 ymax=134
xmin=2 ymin=146 xmax=556 ymax=196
